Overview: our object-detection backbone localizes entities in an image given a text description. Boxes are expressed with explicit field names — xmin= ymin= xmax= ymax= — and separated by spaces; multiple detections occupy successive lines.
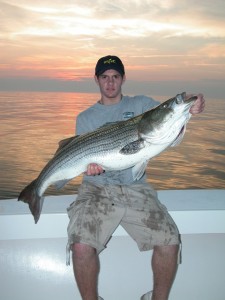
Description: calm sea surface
xmin=0 ymin=91 xmax=225 ymax=200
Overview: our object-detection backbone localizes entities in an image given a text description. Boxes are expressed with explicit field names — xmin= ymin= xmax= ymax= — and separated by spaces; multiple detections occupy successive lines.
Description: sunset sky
xmin=0 ymin=0 xmax=225 ymax=97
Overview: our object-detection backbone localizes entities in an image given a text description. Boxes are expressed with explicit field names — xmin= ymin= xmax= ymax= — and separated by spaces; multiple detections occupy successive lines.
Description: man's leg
xmin=72 ymin=243 xmax=100 ymax=300
xmin=151 ymin=244 xmax=179 ymax=300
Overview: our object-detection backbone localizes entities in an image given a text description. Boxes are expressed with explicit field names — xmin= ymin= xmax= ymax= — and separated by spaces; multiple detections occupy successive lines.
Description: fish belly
xmin=90 ymin=143 xmax=167 ymax=171
xmin=39 ymin=142 xmax=168 ymax=195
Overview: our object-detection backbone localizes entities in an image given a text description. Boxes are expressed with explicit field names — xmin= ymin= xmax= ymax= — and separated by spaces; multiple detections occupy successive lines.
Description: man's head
xmin=95 ymin=55 xmax=125 ymax=77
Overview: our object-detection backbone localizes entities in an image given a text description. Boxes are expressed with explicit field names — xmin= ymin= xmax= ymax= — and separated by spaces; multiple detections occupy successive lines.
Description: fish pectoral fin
xmin=119 ymin=139 xmax=145 ymax=155
xmin=132 ymin=160 xmax=149 ymax=181
xmin=54 ymin=179 xmax=71 ymax=190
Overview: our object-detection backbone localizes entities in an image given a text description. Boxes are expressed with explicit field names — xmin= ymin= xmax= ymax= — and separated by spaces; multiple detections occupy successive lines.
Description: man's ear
xmin=94 ymin=75 xmax=99 ymax=85
xmin=122 ymin=74 xmax=126 ymax=84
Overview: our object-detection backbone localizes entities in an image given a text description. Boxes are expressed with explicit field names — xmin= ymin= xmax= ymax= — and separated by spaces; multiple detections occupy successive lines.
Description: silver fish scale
xmin=63 ymin=116 xmax=141 ymax=158
xmin=37 ymin=115 xmax=142 ymax=185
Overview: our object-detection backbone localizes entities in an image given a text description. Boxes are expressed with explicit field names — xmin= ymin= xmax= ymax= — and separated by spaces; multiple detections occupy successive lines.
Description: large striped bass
xmin=18 ymin=92 xmax=197 ymax=223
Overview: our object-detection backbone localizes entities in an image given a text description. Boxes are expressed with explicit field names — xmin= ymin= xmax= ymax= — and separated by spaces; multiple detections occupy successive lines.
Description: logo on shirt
xmin=123 ymin=112 xmax=134 ymax=119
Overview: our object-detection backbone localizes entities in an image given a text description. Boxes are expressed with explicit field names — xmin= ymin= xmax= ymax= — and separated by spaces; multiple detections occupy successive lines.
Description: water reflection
xmin=0 ymin=92 xmax=225 ymax=199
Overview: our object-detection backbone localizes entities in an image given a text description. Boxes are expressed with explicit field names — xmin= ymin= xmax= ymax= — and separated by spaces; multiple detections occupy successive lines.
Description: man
xmin=66 ymin=55 xmax=205 ymax=300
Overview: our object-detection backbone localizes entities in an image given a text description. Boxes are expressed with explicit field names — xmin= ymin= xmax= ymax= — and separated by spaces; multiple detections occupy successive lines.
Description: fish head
xmin=138 ymin=92 xmax=197 ymax=145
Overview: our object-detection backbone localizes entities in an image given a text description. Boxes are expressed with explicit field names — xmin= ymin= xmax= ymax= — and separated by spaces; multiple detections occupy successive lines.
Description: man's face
xmin=95 ymin=69 xmax=126 ymax=99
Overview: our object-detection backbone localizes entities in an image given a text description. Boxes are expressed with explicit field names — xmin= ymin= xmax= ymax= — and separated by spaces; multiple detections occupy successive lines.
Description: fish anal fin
xmin=54 ymin=179 xmax=71 ymax=190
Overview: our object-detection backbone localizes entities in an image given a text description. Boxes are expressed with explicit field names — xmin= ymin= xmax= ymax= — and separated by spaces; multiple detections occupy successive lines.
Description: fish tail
xmin=18 ymin=179 xmax=44 ymax=223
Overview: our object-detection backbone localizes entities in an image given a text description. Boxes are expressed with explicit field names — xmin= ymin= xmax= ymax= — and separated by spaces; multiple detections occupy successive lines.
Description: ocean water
xmin=0 ymin=91 xmax=224 ymax=200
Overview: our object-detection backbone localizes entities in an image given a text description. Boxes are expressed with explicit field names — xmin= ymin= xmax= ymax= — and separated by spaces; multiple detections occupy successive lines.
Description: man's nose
xmin=107 ymin=76 xmax=114 ymax=83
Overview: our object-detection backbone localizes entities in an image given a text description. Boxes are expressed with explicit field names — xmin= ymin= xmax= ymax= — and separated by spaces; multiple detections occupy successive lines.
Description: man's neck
xmin=99 ymin=94 xmax=123 ymax=106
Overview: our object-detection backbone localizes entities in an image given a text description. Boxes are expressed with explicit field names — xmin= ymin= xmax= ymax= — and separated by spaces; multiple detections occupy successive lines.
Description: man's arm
xmin=76 ymin=112 xmax=105 ymax=176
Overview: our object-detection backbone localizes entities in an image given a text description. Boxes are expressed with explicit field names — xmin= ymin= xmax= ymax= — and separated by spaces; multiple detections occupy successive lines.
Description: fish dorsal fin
xmin=98 ymin=120 xmax=124 ymax=129
xmin=132 ymin=160 xmax=149 ymax=181
xmin=120 ymin=139 xmax=145 ymax=155
xmin=54 ymin=136 xmax=79 ymax=155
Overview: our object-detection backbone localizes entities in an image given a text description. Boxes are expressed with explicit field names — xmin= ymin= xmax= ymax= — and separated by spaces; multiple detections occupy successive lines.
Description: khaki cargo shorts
xmin=67 ymin=182 xmax=180 ymax=258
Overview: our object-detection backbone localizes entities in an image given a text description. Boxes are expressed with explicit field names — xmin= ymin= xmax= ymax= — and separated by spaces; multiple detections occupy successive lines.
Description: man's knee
xmin=154 ymin=244 xmax=179 ymax=257
xmin=72 ymin=243 xmax=97 ymax=260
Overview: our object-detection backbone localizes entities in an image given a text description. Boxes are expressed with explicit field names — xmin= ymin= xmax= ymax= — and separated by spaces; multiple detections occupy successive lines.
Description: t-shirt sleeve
xmin=140 ymin=95 xmax=160 ymax=113
xmin=75 ymin=113 xmax=89 ymax=135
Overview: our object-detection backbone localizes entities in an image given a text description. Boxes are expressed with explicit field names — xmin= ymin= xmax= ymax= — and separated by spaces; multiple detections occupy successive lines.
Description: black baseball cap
xmin=95 ymin=55 xmax=125 ymax=77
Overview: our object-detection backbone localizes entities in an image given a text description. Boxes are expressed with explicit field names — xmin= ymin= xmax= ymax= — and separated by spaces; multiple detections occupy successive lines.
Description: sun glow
xmin=0 ymin=1 xmax=224 ymax=91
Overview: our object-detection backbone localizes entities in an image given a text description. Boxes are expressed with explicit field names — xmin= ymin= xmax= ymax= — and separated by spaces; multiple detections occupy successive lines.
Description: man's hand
xmin=189 ymin=93 xmax=205 ymax=115
xmin=85 ymin=163 xmax=104 ymax=176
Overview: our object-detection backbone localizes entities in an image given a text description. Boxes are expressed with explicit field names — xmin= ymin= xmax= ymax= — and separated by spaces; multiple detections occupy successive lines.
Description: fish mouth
xmin=184 ymin=95 xmax=198 ymax=104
